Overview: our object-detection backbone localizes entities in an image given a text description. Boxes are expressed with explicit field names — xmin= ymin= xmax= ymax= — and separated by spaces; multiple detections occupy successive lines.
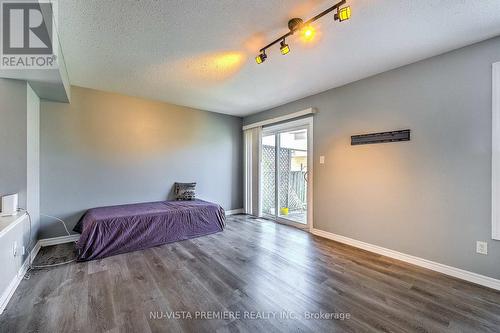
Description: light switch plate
xmin=320 ymin=156 xmax=325 ymax=164
xmin=476 ymin=241 xmax=488 ymax=255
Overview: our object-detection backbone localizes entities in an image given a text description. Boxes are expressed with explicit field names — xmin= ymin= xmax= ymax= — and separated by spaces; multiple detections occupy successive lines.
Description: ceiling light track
xmin=256 ymin=0 xmax=351 ymax=64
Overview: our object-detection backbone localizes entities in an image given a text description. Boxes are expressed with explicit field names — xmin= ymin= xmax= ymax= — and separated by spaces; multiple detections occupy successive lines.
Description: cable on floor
xmin=17 ymin=209 xmax=78 ymax=279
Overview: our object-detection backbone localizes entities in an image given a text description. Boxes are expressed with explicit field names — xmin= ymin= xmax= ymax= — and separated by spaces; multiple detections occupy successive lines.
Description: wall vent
xmin=351 ymin=129 xmax=410 ymax=145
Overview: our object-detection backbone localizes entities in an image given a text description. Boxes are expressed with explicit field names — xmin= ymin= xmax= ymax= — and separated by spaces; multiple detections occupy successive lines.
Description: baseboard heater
xmin=351 ymin=129 xmax=410 ymax=145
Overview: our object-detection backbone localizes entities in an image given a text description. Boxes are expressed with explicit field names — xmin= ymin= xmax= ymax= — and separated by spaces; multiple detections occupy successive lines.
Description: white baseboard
xmin=38 ymin=234 xmax=80 ymax=247
xmin=311 ymin=228 xmax=500 ymax=291
xmin=0 ymin=240 xmax=41 ymax=314
xmin=226 ymin=208 xmax=244 ymax=215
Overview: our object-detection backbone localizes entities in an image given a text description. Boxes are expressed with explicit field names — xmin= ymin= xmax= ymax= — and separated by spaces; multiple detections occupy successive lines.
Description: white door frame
xmin=260 ymin=117 xmax=314 ymax=231
xmin=492 ymin=62 xmax=500 ymax=240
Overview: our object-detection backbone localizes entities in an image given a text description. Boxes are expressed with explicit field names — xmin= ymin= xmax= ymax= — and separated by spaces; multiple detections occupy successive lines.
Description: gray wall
xmin=27 ymin=84 xmax=41 ymax=240
xmin=40 ymin=86 xmax=243 ymax=238
xmin=244 ymin=36 xmax=500 ymax=279
xmin=0 ymin=79 xmax=27 ymax=209
xmin=0 ymin=80 xmax=40 ymax=298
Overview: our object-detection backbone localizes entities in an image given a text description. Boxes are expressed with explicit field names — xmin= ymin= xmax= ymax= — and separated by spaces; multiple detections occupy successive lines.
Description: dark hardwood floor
xmin=1 ymin=214 xmax=500 ymax=332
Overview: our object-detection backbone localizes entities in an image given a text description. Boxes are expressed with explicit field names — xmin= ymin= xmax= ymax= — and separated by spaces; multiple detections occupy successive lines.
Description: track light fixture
xmin=255 ymin=0 xmax=350 ymax=64
xmin=255 ymin=50 xmax=267 ymax=64
xmin=335 ymin=6 xmax=351 ymax=22
xmin=280 ymin=40 xmax=290 ymax=55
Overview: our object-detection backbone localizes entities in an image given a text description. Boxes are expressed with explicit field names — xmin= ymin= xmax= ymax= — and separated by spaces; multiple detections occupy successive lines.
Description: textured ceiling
xmin=58 ymin=0 xmax=500 ymax=116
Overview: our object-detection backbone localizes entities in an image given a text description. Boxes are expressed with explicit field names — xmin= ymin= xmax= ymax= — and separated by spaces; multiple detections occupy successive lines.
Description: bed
xmin=73 ymin=199 xmax=225 ymax=261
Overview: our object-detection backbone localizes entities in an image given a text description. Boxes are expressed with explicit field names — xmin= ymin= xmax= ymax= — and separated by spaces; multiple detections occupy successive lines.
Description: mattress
xmin=74 ymin=199 xmax=225 ymax=261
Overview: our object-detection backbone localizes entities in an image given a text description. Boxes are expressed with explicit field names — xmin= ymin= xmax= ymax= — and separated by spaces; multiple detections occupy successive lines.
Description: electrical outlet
xmin=476 ymin=241 xmax=488 ymax=255
xmin=320 ymin=156 xmax=325 ymax=164
xmin=21 ymin=246 xmax=26 ymax=256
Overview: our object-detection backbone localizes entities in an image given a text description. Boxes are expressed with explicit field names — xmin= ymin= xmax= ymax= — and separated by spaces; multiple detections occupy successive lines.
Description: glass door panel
xmin=277 ymin=129 xmax=308 ymax=224
xmin=261 ymin=121 xmax=310 ymax=229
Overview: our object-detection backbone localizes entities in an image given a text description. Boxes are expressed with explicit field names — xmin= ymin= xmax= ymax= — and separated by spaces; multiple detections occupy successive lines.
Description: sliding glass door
xmin=261 ymin=118 xmax=312 ymax=229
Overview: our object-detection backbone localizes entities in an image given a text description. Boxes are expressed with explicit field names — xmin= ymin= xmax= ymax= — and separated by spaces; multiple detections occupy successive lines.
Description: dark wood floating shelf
xmin=351 ymin=129 xmax=411 ymax=145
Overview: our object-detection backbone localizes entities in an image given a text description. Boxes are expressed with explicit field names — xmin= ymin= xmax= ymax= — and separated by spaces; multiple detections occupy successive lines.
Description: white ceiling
xmin=58 ymin=0 xmax=500 ymax=116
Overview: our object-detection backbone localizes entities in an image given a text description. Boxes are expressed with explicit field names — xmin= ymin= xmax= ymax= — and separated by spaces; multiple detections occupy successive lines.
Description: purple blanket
xmin=74 ymin=199 xmax=225 ymax=261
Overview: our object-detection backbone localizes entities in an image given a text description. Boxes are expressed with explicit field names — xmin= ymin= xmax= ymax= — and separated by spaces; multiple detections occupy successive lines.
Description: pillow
xmin=175 ymin=182 xmax=196 ymax=200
